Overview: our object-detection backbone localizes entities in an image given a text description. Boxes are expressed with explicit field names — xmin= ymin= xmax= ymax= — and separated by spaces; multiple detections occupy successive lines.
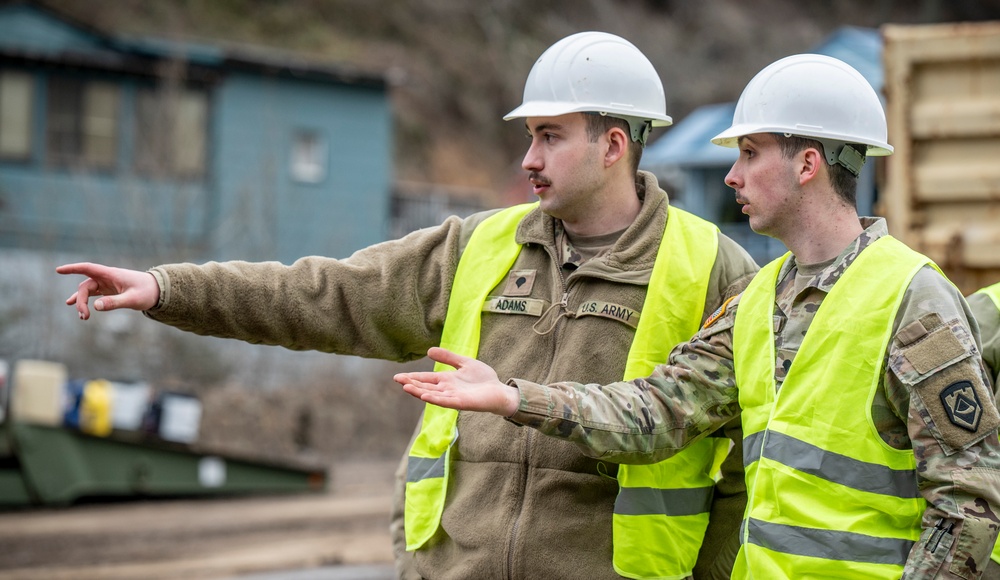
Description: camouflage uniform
xmin=509 ymin=218 xmax=1000 ymax=579
xmin=968 ymin=284 xmax=1000 ymax=579
xmin=968 ymin=288 xmax=1000 ymax=386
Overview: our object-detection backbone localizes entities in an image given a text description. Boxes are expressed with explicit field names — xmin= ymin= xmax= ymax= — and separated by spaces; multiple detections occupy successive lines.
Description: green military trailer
xmin=0 ymin=359 xmax=328 ymax=507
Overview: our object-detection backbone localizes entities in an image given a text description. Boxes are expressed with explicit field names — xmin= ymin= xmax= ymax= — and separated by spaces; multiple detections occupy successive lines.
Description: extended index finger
xmin=56 ymin=262 xmax=107 ymax=278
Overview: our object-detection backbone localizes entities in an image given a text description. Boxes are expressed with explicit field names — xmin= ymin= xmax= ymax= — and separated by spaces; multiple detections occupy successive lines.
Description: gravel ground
xmin=0 ymin=459 xmax=400 ymax=580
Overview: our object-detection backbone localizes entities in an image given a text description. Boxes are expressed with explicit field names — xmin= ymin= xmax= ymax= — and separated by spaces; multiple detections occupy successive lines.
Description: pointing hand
xmin=56 ymin=262 xmax=160 ymax=320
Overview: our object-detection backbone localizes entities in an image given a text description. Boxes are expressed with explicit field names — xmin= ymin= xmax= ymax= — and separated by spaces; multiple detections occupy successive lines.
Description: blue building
xmin=0 ymin=1 xmax=393 ymax=264
xmin=641 ymin=27 xmax=884 ymax=266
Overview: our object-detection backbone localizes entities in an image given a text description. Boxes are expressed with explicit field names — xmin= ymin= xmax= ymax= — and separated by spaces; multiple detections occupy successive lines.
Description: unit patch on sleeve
xmin=502 ymin=270 xmax=536 ymax=297
xmin=575 ymin=300 xmax=640 ymax=329
xmin=939 ymin=381 xmax=983 ymax=432
xmin=893 ymin=316 xmax=1000 ymax=451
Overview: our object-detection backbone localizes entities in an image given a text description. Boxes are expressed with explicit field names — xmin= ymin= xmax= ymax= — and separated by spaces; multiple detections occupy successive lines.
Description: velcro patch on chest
xmin=503 ymin=270 xmax=537 ymax=297
xmin=482 ymin=296 xmax=546 ymax=317
xmin=575 ymin=300 xmax=640 ymax=329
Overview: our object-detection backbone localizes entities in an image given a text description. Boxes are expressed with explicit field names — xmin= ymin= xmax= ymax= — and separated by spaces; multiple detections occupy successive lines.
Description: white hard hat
xmin=712 ymin=54 xmax=892 ymax=174
xmin=505 ymin=31 xmax=672 ymax=144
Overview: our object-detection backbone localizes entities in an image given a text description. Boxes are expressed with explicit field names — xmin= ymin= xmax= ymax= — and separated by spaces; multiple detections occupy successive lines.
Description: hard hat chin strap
xmin=783 ymin=133 xmax=866 ymax=177
xmin=625 ymin=117 xmax=653 ymax=146
xmin=594 ymin=112 xmax=652 ymax=146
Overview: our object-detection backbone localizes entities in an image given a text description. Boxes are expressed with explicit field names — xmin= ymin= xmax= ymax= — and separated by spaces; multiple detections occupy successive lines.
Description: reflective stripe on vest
xmin=731 ymin=236 xmax=930 ymax=579
xmin=978 ymin=284 xmax=1000 ymax=565
xmin=404 ymin=202 xmax=537 ymax=551
xmin=614 ymin=206 xmax=728 ymax=580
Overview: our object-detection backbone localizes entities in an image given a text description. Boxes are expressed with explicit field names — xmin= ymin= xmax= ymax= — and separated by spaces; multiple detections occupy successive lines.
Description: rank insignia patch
xmin=503 ymin=270 xmax=536 ymax=297
xmin=940 ymin=381 xmax=982 ymax=432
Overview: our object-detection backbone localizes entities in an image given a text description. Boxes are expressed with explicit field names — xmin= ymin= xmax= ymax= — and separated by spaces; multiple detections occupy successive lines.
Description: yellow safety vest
xmin=404 ymin=202 xmax=537 ymax=551
xmin=614 ymin=208 xmax=727 ymax=580
xmin=732 ymin=236 xmax=930 ymax=579
xmin=978 ymin=283 xmax=1000 ymax=312
xmin=974 ymin=283 xmax=1000 ymax=565
xmin=405 ymin=203 xmax=726 ymax=580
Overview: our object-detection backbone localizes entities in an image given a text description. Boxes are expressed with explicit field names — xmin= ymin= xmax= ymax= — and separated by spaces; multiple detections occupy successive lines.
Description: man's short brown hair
xmin=584 ymin=114 xmax=644 ymax=176
xmin=776 ymin=134 xmax=863 ymax=207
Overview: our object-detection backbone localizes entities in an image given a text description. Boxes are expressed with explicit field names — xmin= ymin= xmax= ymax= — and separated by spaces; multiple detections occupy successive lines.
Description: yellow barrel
xmin=80 ymin=379 xmax=113 ymax=436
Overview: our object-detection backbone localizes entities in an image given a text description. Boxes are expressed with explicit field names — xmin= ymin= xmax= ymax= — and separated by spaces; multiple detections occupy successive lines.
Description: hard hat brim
xmin=504 ymin=102 xmax=672 ymax=127
xmin=710 ymin=124 xmax=893 ymax=156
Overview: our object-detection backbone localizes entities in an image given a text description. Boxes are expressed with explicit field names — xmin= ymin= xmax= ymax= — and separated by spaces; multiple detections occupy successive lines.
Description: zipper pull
xmin=532 ymin=292 xmax=572 ymax=336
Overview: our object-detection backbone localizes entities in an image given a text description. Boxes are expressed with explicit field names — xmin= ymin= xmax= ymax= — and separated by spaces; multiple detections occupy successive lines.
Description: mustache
xmin=528 ymin=172 xmax=551 ymax=186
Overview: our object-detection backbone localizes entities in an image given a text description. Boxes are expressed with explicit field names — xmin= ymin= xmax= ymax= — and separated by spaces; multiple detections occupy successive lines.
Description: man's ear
xmin=799 ymin=146 xmax=822 ymax=185
xmin=605 ymin=127 xmax=629 ymax=168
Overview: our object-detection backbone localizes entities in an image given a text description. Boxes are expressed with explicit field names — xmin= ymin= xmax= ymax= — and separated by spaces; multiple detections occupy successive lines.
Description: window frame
xmin=0 ymin=69 xmax=35 ymax=162
xmin=45 ymin=74 xmax=121 ymax=171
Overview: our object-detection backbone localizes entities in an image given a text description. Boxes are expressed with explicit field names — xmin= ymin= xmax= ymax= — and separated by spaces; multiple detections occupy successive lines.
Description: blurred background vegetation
xmin=51 ymin=0 xmax=1000 ymax=190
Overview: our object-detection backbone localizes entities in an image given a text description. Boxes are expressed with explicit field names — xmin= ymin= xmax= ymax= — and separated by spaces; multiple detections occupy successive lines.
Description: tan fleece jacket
xmin=147 ymin=171 xmax=759 ymax=580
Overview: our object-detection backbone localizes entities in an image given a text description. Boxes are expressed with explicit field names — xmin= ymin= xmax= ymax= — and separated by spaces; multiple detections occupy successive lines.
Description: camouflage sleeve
xmin=886 ymin=268 xmax=1000 ymax=579
xmin=508 ymin=297 xmax=742 ymax=464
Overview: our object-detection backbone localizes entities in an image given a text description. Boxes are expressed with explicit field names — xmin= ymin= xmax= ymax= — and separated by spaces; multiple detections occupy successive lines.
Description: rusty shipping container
xmin=881 ymin=21 xmax=1000 ymax=295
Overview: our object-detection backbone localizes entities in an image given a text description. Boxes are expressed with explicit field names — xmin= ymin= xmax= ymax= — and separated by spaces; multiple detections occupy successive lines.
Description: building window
xmin=46 ymin=76 xmax=120 ymax=169
xmin=290 ymin=130 xmax=327 ymax=183
xmin=135 ymin=87 xmax=208 ymax=179
xmin=0 ymin=70 xmax=34 ymax=160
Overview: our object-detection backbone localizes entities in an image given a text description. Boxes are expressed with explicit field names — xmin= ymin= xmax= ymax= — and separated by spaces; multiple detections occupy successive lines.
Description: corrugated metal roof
xmin=642 ymin=26 xmax=882 ymax=171
xmin=114 ymin=36 xmax=387 ymax=88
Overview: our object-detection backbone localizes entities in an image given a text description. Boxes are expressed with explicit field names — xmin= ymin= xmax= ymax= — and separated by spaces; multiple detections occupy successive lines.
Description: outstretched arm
xmin=399 ymin=307 xmax=743 ymax=464
xmin=394 ymin=347 xmax=519 ymax=416
xmin=56 ymin=262 xmax=160 ymax=320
